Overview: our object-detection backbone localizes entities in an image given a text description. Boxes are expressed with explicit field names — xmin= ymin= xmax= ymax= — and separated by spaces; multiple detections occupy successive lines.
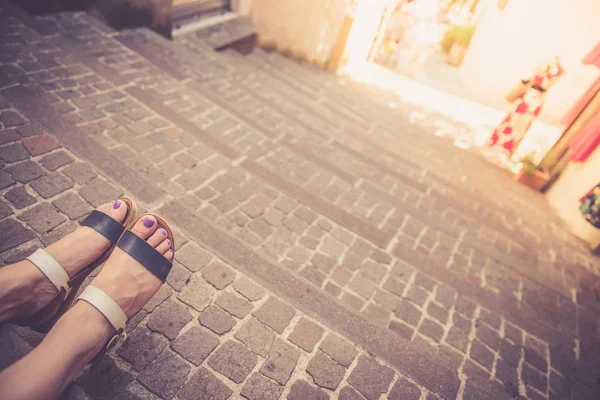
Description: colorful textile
xmin=568 ymin=112 xmax=600 ymax=162
xmin=489 ymin=59 xmax=564 ymax=153
xmin=580 ymin=184 xmax=600 ymax=229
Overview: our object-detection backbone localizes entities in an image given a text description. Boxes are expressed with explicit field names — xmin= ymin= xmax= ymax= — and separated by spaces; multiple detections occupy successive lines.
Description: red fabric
xmin=568 ymin=112 xmax=600 ymax=162
xmin=560 ymin=42 xmax=600 ymax=125
xmin=515 ymin=103 xmax=528 ymax=114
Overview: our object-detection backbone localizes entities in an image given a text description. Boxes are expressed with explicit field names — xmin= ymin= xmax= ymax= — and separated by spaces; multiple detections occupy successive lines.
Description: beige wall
xmin=248 ymin=0 xmax=353 ymax=64
xmin=460 ymin=0 xmax=600 ymax=126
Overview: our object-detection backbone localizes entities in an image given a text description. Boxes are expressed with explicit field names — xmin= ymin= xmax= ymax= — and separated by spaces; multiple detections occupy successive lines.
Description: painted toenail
xmin=166 ymin=239 xmax=171 ymax=246
xmin=160 ymin=229 xmax=167 ymax=236
xmin=143 ymin=218 xmax=154 ymax=228
xmin=113 ymin=200 xmax=121 ymax=209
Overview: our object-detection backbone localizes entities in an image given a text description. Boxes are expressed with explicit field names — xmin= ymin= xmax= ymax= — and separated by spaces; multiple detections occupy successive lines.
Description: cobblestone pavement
xmin=1 ymin=2 xmax=600 ymax=399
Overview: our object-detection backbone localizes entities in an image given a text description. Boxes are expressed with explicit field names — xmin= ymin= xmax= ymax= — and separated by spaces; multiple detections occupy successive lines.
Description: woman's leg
xmin=0 ymin=200 xmax=129 ymax=323
xmin=0 ymin=215 xmax=172 ymax=400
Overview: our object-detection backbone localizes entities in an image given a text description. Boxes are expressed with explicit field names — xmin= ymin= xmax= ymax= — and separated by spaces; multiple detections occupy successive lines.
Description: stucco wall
xmin=248 ymin=0 xmax=352 ymax=64
xmin=459 ymin=0 xmax=600 ymax=126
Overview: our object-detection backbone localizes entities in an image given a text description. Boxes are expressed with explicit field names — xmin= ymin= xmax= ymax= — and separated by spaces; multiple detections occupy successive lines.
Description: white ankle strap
xmin=27 ymin=249 xmax=70 ymax=293
xmin=78 ymin=286 xmax=127 ymax=332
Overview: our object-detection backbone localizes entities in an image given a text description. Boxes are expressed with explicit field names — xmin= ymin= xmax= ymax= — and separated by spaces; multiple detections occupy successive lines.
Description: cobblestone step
xmin=1 ymin=2 xmax=599 ymax=399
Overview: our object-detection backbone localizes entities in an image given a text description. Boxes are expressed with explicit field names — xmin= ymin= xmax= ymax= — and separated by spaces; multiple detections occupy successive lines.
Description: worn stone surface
xmin=170 ymin=326 xmax=219 ymax=365
xmin=233 ymin=276 xmax=266 ymax=301
xmin=288 ymin=380 xmax=329 ymax=400
xmin=347 ymin=356 xmax=395 ymax=400
xmin=388 ymin=377 xmax=422 ymax=400
xmin=307 ymin=350 xmax=346 ymax=390
xmin=177 ymin=275 xmax=216 ymax=312
xmin=199 ymin=304 xmax=236 ymax=334
xmin=288 ymin=317 xmax=324 ymax=352
xmin=178 ymin=367 xmax=232 ymax=400
xmin=253 ymin=297 xmax=295 ymax=334
xmin=319 ymin=333 xmax=358 ymax=367
xmin=240 ymin=372 xmax=284 ymax=400
xmin=137 ymin=352 xmax=191 ymax=399
xmin=116 ymin=328 xmax=167 ymax=372
xmin=146 ymin=299 xmax=193 ymax=340
xmin=235 ymin=317 xmax=276 ymax=357
xmin=202 ymin=260 xmax=236 ymax=289
xmin=260 ymin=339 xmax=301 ymax=385
xmin=208 ymin=340 xmax=258 ymax=384
xmin=215 ymin=291 xmax=253 ymax=318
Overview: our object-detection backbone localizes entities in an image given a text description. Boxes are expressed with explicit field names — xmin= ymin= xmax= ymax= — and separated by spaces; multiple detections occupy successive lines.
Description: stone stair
xmin=1 ymin=2 xmax=600 ymax=399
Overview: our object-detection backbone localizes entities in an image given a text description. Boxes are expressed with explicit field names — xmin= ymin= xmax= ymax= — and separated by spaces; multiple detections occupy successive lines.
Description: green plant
xmin=519 ymin=154 xmax=541 ymax=175
xmin=441 ymin=25 xmax=476 ymax=54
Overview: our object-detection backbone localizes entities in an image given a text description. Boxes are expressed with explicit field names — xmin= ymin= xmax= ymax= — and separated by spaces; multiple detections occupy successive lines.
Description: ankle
xmin=0 ymin=261 xmax=49 ymax=321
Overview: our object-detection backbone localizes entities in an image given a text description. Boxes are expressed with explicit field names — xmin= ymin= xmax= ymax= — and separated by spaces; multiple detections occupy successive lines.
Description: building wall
xmin=460 ymin=0 xmax=600 ymax=126
xmin=247 ymin=0 xmax=352 ymax=64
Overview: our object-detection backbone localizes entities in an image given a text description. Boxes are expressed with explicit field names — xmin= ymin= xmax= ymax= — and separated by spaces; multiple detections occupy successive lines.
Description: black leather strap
xmin=81 ymin=210 xmax=125 ymax=244
xmin=116 ymin=230 xmax=172 ymax=282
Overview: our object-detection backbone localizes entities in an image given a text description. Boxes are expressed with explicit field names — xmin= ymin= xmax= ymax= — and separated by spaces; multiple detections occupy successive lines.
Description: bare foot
xmin=0 ymin=200 xmax=129 ymax=321
xmin=90 ymin=215 xmax=173 ymax=318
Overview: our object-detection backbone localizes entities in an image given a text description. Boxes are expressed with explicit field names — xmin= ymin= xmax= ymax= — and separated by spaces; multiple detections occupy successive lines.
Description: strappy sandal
xmin=76 ymin=213 xmax=174 ymax=374
xmin=10 ymin=198 xmax=137 ymax=333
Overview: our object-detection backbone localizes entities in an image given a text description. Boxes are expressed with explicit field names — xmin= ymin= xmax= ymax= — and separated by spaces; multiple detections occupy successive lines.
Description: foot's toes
xmin=97 ymin=199 xmax=128 ymax=224
xmin=147 ymin=228 xmax=168 ymax=247
xmin=131 ymin=216 xmax=158 ymax=240
xmin=155 ymin=237 xmax=171 ymax=255
xmin=164 ymin=249 xmax=174 ymax=261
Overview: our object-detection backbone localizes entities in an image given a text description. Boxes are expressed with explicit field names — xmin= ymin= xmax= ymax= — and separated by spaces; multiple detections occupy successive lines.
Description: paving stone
xmin=143 ymin=285 xmax=173 ymax=312
xmin=342 ymin=252 xmax=363 ymax=271
xmin=476 ymin=323 xmax=501 ymax=351
xmin=427 ymin=302 xmax=449 ymax=324
xmin=0 ymin=142 xmax=29 ymax=162
xmin=199 ymin=304 xmax=236 ymax=335
xmin=39 ymin=150 xmax=73 ymax=170
xmin=342 ymin=292 xmax=365 ymax=310
xmin=524 ymin=338 xmax=548 ymax=372
xmin=253 ymin=297 xmax=295 ymax=334
xmin=288 ymin=380 xmax=329 ymax=400
xmin=0 ymin=200 xmax=12 ymax=219
xmin=235 ymin=317 xmax=276 ymax=357
xmin=1 ymin=110 xmax=27 ymax=127
xmin=62 ymin=162 xmax=96 ymax=184
xmin=479 ymin=309 xmax=501 ymax=330
xmin=339 ymin=386 xmax=364 ymax=400
xmin=319 ymin=333 xmax=358 ymax=367
xmin=178 ymin=367 xmax=232 ymax=400
xmin=208 ymin=340 xmax=257 ymax=384
xmin=116 ymin=327 xmax=166 ymax=371
xmin=5 ymin=161 xmax=44 ymax=183
xmin=137 ymin=352 xmax=191 ymax=400
xmin=18 ymin=202 xmax=65 ymax=234
xmin=452 ymin=312 xmax=472 ymax=333
xmin=77 ymin=355 xmax=133 ymax=399
xmin=470 ymin=339 xmax=494 ymax=371
xmin=22 ymin=134 xmax=60 ymax=156
xmin=495 ymin=358 xmax=519 ymax=396
xmin=363 ymin=303 xmax=391 ymax=325
xmin=118 ymin=381 xmax=159 ymax=400
xmin=233 ymin=276 xmax=266 ymax=301
xmin=0 ymin=129 xmax=20 ymax=145
xmin=0 ymin=170 xmax=16 ymax=189
xmin=395 ymin=300 xmax=422 ymax=327
xmin=4 ymin=187 xmax=35 ymax=210
xmin=165 ymin=261 xmax=191 ymax=291
xmin=455 ymin=296 xmax=476 ymax=318
xmin=382 ymin=275 xmax=406 ymax=296
xmin=388 ymin=377 xmax=421 ymax=400
xmin=522 ymin=362 xmax=547 ymax=392
xmin=214 ymin=291 xmax=252 ymax=318
xmin=414 ymin=273 xmax=436 ymax=291
xmin=418 ymin=318 xmax=444 ymax=342
xmin=147 ymin=299 xmax=193 ymax=340
xmin=52 ymin=193 xmax=92 ymax=220
xmin=435 ymin=284 xmax=457 ymax=308
xmin=288 ymin=317 xmax=324 ymax=352
xmin=79 ymin=178 xmax=122 ymax=207
xmin=306 ymin=350 xmax=346 ymax=390
xmin=30 ymin=172 xmax=73 ymax=199
xmin=202 ymin=260 xmax=236 ymax=289
xmin=349 ymin=273 xmax=376 ymax=299
xmin=369 ymin=249 xmax=392 ymax=264
xmin=171 ymin=326 xmax=219 ymax=366
xmin=389 ymin=320 xmax=414 ymax=340
xmin=499 ymin=340 xmax=521 ymax=367
xmin=503 ymin=322 xmax=523 ymax=346
xmin=175 ymin=242 xmax=212 ymax=272
xmin=347 ymin=356 xmax=394 ymax=400
xmin=176 ymin=273 xmax=215 ymax=311
xmin=260 ymin=339 xmax=300 ymax=385
xmin=445 ymin=327 xmax=469 ymax=353
xmin=311 ymin=253 xmax=337 ymax=272
xmin=406 ymin=284 xmax=429 ymax=306
xmin=241 ymin=372 xmax=284 ymax=400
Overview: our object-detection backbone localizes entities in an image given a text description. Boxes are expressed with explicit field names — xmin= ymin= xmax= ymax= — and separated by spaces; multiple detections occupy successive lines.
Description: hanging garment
xmin=568 ymin=112 xmax=600 ymax=162
xmin=489 ymin=59 xmax=564 ymax=153
xmin=580 ymin=183 xmax=600 ymax=229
